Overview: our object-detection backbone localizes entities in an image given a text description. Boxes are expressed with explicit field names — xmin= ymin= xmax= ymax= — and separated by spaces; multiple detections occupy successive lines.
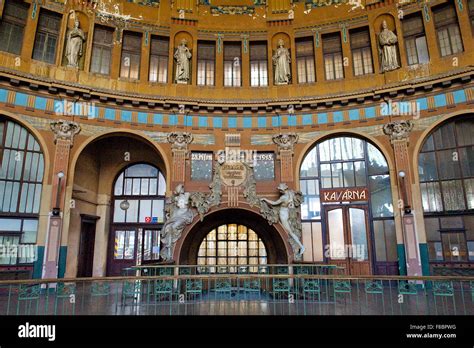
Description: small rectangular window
xmin=250 ymin=42 xmax=268 ymax=87
xmin=323 ymin=32 xmax=344 ymax=80
xmin=224 ymin=42 xmax=242 ymax=87
xmin=197 ymin=41 xmax=215 ymax=86
xmin=0 ymin=0 xmax=29 ymax=55
xmin=402 ymin=13 xmax=429 ymax=65
xmin=149 ymin=36 xmax=169 ymax=83
xmin=296 ymin=37 xmax=315 ymax=84
xmin=32 ymin=10 xmax=62 ymax=64
xmin=90 ymin=25 xmax=114 ymax=75
xmin=120 ymin=32 xmax=142 ymax=80
xmin=433 ymin=2 xmax=464 ymax=57
xmin=191 ymin=152 xmax=213 ymax=181
xmin=350 ymin=27 xmax=373 ymax=76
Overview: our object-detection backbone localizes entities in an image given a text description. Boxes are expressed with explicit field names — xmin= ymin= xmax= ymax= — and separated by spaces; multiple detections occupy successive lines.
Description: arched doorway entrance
xmin=178 ymin=208 xmax=289 ymax=268
xmin=299 ymin=135 xmax=397 ymax=275
xmin=67 ymin=133 xmax=167 ymax=277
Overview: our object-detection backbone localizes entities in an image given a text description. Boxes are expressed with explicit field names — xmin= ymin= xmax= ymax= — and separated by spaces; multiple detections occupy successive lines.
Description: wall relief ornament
xmin=167 ymin=132 xmax=193 ymax=150
xmin=50 ymin=120 xmax=81 ymax=146
xmin=383 ymin=120 xmax=414 ymax=142
xmin=272 ymin=133 xmax=298 ymax=152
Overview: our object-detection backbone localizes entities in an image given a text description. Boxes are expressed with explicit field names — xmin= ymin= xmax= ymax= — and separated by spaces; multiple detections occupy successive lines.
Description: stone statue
xmin=378 ymin=20 xmax=399 ymax=72
xmin=272 ymin=39 xmax=291 ymax=85
xmin=65 ymin=18 xmax=86 ymax=68
xmin=174 ymin=39 xmax=192 ymax=84
xmin=50 ymin=120 xmax=81 ymax=146
xmin=160 ymin=184 xmax=196 ymax=261
xmin=260 ymin=183 xmax=305 ymax=259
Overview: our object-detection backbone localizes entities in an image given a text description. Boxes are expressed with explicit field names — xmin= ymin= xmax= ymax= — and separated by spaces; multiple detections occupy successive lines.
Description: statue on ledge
xmin=273 ymin=39 xmax=291 ymax=85
xmin=174 ymin=39 xmax=192 ymax=84
xmin=160 ymin=184 xmax=195 ymax=261
xmin=378 ymin=20 xmax=400 ymax=73
xmin=65 ymin=17 xmax=86 ymax=68
xmin=260 ymin=183 xmax=305 ymax=260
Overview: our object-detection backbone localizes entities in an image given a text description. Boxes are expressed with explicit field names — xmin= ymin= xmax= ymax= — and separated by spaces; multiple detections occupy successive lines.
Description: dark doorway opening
xmin=77 ymin=214 xmax=99 ymax=277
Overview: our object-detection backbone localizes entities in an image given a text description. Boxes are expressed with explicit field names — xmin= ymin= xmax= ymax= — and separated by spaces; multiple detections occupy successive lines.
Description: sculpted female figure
xmin=65 ymin=18 xmax=85 ymax=68
xmin=160 ymin=184 xmax=195 ymax=261
xmin=272 ymin=39 xmax=291 ymax=85
xmin=260 ymin=183 xmax=305 ymax=259
xmin=174 ymin=39 xmax=192 ymax=84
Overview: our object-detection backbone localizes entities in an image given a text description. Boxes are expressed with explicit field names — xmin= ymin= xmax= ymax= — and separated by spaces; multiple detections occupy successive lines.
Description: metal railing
xmin=0 ymin=266 xmax=472 ymax=315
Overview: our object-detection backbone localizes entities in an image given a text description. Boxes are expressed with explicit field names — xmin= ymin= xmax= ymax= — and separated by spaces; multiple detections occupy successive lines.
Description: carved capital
xmin=383 ymin=120 xmax=413 ymax=143
xmin=50 ymin=119 xmax=81 ymax=147
xmin=167 ymin=132 xmax=193 ymax=152
xmin=272 ymin=133 xmax=298 ymax=153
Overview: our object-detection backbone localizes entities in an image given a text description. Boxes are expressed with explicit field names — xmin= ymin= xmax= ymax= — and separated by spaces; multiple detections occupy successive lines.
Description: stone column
xmin=272 ymin=133 xmax=298 ymax=183
xmin=167 ymin=132 xmax=193 ymax=183
xmin=43 ymin=120 xmax=80 ymax=279
xmin=383 ymin=120 xmax=423 ymax=277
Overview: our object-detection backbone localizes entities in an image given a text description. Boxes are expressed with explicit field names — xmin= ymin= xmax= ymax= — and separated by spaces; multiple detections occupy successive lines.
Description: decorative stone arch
xmin=68 ymin=129 xmax=171 ymax=193
xmin=175 ymin=206 xmax=293 ymax=265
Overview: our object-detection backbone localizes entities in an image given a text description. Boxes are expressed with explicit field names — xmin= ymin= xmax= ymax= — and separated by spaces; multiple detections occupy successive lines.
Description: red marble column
xmin=43 ymin=120 xmax=80 ymax=279
xmin=384 ymin=120 xmax=423 ymax=277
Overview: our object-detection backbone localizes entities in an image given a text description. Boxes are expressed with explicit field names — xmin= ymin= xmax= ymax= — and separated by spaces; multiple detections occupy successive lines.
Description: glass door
xmin=324 ymin=205 xmax=371 ymax=275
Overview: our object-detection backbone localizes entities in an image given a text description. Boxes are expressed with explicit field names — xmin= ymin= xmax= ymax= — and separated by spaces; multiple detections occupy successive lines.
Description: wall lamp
xmin=52 ymin=171 xmax=65 ymax=216
xmin=398 ymin=170 xmax=412 ymax=215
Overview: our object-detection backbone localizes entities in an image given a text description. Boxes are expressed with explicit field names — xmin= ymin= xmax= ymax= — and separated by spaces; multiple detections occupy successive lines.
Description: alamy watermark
xmin=54 ymin=99 xmax=97 ymax=119
xmin=380 ymin=98 xmax=420 ymax=119
xmin=324 ymin=244 xmax=367 ymax=261
xmin=0 ymin=242 xmax=37 ymax=262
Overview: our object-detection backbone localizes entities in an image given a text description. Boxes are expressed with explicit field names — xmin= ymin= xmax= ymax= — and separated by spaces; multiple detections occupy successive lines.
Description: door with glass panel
xmin=140 ymin=229 xmax=161 ymax=265
xmin=324 ymin=205 xmax=371 ymax=275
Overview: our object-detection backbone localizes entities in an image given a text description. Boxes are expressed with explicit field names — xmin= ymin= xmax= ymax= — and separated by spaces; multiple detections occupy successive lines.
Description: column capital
xmin=50 ymin=119 xmax=81 ymax=147
xmin=383 ymin=120 xmax=414 ymax=144
xmin=167 ymin=131 xmax=193 ymax=153
xmin=272 ymin=133 xmax=298 ymax=154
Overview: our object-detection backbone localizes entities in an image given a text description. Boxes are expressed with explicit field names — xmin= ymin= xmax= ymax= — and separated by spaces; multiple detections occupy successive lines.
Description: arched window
xmin=0 ymin=118 xmax=44 ymax=268
xmin=418 ymin=115 xmax=474 ymax=265
xmin=299 ymin=136 xmax=397 ymax=275
xmin=108 ymin=163 xmax=166 ymax=275
xmin=197 ymin=224 xmax=267 ymax=272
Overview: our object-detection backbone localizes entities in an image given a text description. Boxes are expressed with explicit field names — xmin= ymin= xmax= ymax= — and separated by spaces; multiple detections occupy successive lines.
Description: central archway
xmin=177 ymin=208 xmax=290 ymax=265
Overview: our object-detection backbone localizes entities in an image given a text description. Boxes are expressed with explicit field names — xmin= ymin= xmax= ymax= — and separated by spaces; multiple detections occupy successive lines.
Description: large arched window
xmin=299 ymin=136 xmax=397 ymax=275
xmin=108 ymin=163 xmax=166 ymax=275
xmin=0 ymin=118 xmax=44 ymax=269
xmin=418 ymin=115 xmax=474 ymax=266
xmin=197 ymin=224 xmax=267 ymax=272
